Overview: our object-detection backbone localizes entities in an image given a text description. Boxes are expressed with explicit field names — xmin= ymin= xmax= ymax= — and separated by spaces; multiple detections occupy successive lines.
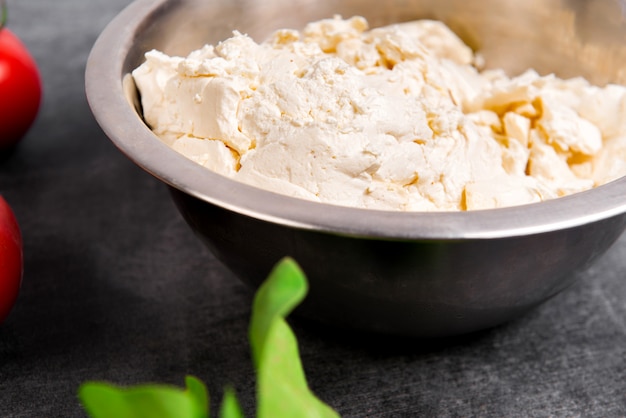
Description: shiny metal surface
xmin=86 ymin=0 xmax=626 ymax=336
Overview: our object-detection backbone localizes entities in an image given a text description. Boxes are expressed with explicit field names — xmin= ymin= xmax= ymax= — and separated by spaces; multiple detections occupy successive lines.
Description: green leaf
xmin=78 ymin=376 xmax=209 ymax=418
xmin=185 ymin=375 xmax=210 ymax=414
xmin=78 ymin=257 xmax=340 ymax=418
xmin=219 ymin=386 xmax=245 ymax=418
xmin=250 ymin=257 xmax=340 ymax=418
xmin=249 ymin=257 xmax=308 ymax=368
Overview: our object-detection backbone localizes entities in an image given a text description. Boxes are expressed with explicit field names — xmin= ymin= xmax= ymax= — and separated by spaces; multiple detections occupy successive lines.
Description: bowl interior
xmin=125 ymin=0 xmax=626 ymax=85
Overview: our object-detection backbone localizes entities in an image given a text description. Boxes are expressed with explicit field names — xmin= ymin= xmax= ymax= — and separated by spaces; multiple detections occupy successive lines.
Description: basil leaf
xmin=249 ymin=257 xmax=309 ymax=367
xmin=250 ymin=257 xmax=340 ymax=418
xmin=78 ymin=376 xmax=208 ymax=418
xmin=219 ymin=386 xmax=245 ymax=418
xmin=185 ymin=376 xmax=209 ymax=415
xmin=78 ymin=257 xmax=340 ymax=418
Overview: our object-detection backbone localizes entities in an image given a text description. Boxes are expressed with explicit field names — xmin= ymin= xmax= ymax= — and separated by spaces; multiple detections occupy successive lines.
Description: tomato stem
xmin=0 ymin=0 xmax=6 ymax=31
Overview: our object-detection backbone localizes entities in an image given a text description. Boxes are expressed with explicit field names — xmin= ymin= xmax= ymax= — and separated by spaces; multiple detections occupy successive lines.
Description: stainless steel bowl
xmin=86 ymin=0 xmax=626 ymax=337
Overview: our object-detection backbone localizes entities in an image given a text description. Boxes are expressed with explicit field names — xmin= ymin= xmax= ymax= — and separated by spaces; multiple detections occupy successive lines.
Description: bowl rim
xmin=85 ymin=0 xmax=626 ymax=240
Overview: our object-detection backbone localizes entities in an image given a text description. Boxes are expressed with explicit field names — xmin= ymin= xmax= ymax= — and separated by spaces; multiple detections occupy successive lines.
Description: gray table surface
xmin=1 ymin=0 xmax=626 ymax=417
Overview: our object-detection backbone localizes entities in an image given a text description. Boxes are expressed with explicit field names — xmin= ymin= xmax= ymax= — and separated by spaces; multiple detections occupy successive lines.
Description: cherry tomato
xmin=0 ymin=196 xmax=22 ymax=323
xmin=0 ymin=23 xmax=42 ymax=149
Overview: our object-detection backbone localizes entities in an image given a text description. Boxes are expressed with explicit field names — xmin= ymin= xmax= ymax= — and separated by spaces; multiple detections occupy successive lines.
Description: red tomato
xmin=0 ymin=27 xmax=42 ymax=149
xmin=0 ymin=196 xmax=22 ymax=323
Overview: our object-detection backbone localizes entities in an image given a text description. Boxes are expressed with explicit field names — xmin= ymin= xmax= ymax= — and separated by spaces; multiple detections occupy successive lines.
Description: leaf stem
xmin=0 ymin=0 xmax=6 ymax=31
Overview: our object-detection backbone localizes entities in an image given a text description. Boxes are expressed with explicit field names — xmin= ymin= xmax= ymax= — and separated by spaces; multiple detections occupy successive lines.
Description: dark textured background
xmin=1 ymin=0 xmax=626 ymax=416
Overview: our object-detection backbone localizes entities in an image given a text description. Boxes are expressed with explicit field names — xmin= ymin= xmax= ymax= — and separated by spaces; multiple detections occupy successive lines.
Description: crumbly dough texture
xmin=132 ymin=16 xmax=626 ymax=211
